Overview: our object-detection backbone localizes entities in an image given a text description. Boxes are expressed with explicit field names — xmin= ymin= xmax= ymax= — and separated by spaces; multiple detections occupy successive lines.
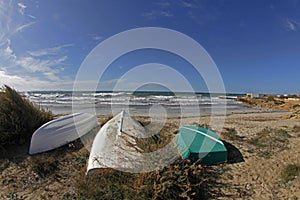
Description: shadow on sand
xmin=223 ymin=140 xmax=245 ymax=164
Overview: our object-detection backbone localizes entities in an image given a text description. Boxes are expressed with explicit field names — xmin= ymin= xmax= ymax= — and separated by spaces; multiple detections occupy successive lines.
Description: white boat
xmin=29 ymin=113 xmax=99 ymax=154
xmin=87 ymin=111 xmax=147 ymax=173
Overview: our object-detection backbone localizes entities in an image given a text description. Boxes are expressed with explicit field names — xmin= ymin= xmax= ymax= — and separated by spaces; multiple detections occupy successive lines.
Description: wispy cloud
xmin=87 ymin=33 xmax=103 ymax=42
xmin=28 ymin=44 xmax=74 ymax=57
xmin=0 ymin=70 xmax=74 ymax=91
xmin=0 ymin=70 xmax=123 ymax=91
xmin=0 ymin=1 xmax=70 ymax=88
xmin=14 ymin=21 xmax=36 ymax=33
xmin=284 ymin=18 xmax=299 ymax=31
xmin=16 ymin=56 xmax=67 ymax=81
xmin=155 ymin=1 xmax=171 ymax=7
xmin=142 ymin=1 xmax=174 ymax=20
xmin=27 ymin=14 xmax=36 ymax=19
xmin=179 ymin=1 xmax=198 ymax=8
xmin=17 ymin=2 xmax=26 ymax=15
xmin=0 ymin=70 xmax=28 ymax=88
xmin=143 ymin=1 xmax=220 ymax=24
xmin=143 ymin=10 xmax=173 ymax=20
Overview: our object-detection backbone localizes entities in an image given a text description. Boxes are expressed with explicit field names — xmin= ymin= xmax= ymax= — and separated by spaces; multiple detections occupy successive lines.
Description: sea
xmin=22 ymin=91 xmax=261 ymax=117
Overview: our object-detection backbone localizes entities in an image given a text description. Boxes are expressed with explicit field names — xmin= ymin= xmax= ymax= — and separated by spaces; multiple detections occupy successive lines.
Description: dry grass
xmin=73 ymin=159 xmax=204 ymax=200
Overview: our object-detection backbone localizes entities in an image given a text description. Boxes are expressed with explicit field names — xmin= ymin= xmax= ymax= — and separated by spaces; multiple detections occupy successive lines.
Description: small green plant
xmin=0 ymin=85 xmax=53 ymax=147
xmin=62 ymin=192 xmax=76 ymax=200
xmin=276 ymin=129 xmax=291 ymax=138
xmin=281 ymin=164 xmax=300 ymax=183
xmin=7 ymin=192 xmax=19 ymax=200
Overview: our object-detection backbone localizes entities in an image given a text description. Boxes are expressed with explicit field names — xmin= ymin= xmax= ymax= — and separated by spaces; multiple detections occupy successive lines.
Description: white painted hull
xmin=87 ymin=111 xmax=146 ymax=172
xmin=29 ymin=113 xmax=99 ymax=154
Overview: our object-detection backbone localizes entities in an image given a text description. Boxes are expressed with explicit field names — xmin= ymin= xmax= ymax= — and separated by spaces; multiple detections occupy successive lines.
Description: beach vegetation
xmin=292 ymin=125 xmax=300 ymax=133
xmin=74 ymin=159 xmax=203 ymax=200
xmin=247 ymin=128 xmax=291 ymax=158
xmin=7 ymin=192 xmax=20 ymax=200
xmin=0 ymin=85 xmax=53 ymax=147
xmin=281 ymin=164 xmax=300 ymax=183
xmin=28 ymin=154 xmax=58 ymax=178
xmin=276 ymin=128 xmax=291 ymax=138
xmin=221 ymin=127 xmax=242 ymax=141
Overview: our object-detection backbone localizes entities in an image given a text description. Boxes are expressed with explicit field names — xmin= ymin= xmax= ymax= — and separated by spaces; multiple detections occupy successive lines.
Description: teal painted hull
xmin=177 ymin=126 xmax=227 ymax=165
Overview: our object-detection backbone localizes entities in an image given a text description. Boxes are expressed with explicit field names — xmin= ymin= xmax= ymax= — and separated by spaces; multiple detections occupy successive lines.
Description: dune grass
xmin=0 ymin=85 xmax=53 ymax=147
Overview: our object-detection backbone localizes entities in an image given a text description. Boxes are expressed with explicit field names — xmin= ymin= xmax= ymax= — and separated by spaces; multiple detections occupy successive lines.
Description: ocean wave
xmin=25 ymin=91 xmax=241 ymax=108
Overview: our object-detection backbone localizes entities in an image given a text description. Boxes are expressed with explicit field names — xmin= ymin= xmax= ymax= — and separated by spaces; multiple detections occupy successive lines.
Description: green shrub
xmin=0 ymin=85 xmax=52 ymax=146
xmin=281 ymin=164 xmax=300 ymax=183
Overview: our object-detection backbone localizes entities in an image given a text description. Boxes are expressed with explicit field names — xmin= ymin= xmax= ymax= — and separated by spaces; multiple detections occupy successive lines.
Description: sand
xmin=0 ymin=111 xmax=299 ymax=199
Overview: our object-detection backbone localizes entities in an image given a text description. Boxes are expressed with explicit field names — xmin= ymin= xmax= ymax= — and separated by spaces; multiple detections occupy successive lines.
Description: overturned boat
xmin=29 ymin=113 xmax=99 ymax=154
xmin=87 ymin=111 xmax=148 ymax=173
xmin=177 ymin=126 xmax=227 ymax=165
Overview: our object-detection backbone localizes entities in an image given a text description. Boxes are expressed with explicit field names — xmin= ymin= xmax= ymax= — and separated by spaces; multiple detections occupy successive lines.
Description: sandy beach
xmin=0 ymin=109 xmax=299 ymax=199
xmin=1 ymin=0 xmax=300 ymax=199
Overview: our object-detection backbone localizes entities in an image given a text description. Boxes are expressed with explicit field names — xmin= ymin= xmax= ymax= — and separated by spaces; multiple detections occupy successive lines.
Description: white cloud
xmin=143 ymin=10 xmax=173 ymax=20
xmin=0 ymin=70 xmax=71 ymax=91
xmin=16 ymin=56 xmax=67 ymax=81
xmin=0 ymin=70 xmax=27 ymax=89
xmin=87 ymin=34 xmax=103 ymax=41
xmin=27 ymin=14 xmax=36 ymax=19
xmin=0 ymin=70 xmax=124 ymax=91
xmin=28 ymin=44 xmax=74 ymax=57
xmin=155 ymin=1 xmax=171 ymax=7
xmin=17 ymin=2 xmax=26 ymax=15
xmin=15 ymin=21 xmax=36 ymax=33
xmin=92 ymin=35 xmax=102 ymax=41
xmin=5 ymin=45 xmax=13 ymax=55
xmin=285 ymin=18 xmax=299 ymax=31
xmin=0 ymin=1 xmax=71 ymax=87
xmin=180 ymin=1 xmax=197 ymax=8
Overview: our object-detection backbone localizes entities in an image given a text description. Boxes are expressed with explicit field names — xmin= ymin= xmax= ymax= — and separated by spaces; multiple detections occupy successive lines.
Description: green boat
xmin=177 ymin=126 xmax=227 ymax=165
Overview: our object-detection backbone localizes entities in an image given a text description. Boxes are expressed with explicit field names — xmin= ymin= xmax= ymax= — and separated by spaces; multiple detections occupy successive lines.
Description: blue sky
xmin=0 ymin=0 xmax=300 ymax=94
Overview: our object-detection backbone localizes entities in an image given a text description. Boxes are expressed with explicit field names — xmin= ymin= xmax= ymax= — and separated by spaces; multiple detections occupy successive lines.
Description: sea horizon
xmin=22 ymin=90 xmax=267 ymax=116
